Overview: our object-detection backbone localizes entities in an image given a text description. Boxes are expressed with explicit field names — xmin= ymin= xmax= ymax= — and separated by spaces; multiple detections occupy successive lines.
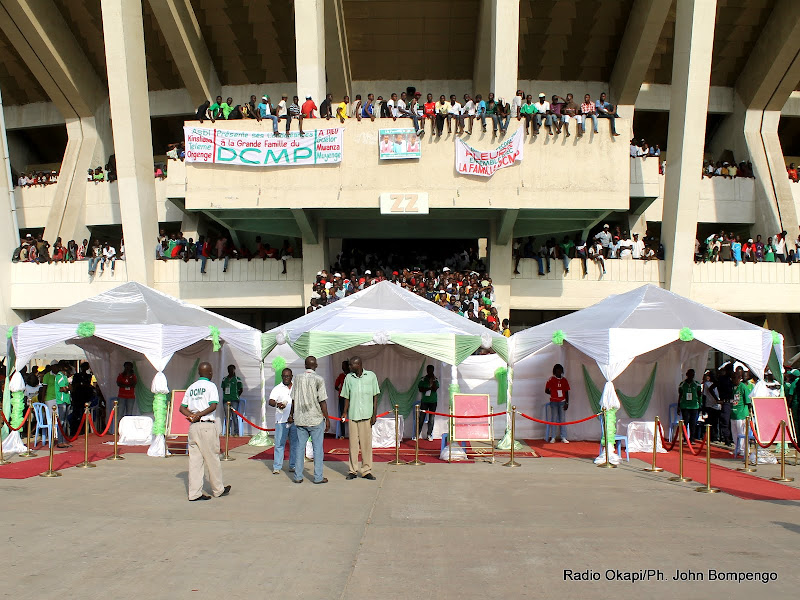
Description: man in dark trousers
xmin=416 ymin=365 xmax=439 ymax=442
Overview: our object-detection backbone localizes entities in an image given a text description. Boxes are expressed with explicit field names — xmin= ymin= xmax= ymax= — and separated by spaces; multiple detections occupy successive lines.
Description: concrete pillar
xmin=302 ymin=221 xmax=328 ymax=308
xmin=474 ymin=0 xmax=519 ymax=100
xmin=0 ymin=86 xmax=21 ymax=324
xmin=488 ymin=222 xmax=512 ymax=323
xmin=294 ymin=0 xmax=326 ymax=108
xmin=101 ymin=0 xmax=159 ymax=285
xmin=660 ymin=0 xmax=717 ymax=297
xmin=180 ymin=211 xmax=200 ymax=241
xmin=323 ymin=0 xmax=351 ymax=101
xmin=148 ymin=0 xmax=220 ymax=107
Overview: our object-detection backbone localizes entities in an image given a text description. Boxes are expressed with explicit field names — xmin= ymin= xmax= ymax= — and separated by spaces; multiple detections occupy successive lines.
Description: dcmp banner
xmin=183 ymin=126 xmax=344 ymax=166
xmin=454 ymin=128 xmax=524 ymax=177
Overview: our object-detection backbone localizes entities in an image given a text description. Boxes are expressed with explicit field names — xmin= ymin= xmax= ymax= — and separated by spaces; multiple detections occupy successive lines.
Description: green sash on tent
xmin=380 ymin=360 xmax=427 ymax=417
xmin=582 ymin=363 xmax=658 ymax=418
xmin=132 ymin=359 xmax=200 ymax=413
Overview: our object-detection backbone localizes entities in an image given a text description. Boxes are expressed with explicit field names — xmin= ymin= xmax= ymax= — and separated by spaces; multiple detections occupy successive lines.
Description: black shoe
xmin=362 ymin=473 xmax=376 ymax=480
xmin=346 ymin=472 xmax=357 ymax=480
xmin=219 ymin=485 xmax=231 ymax=497
xmin=293 ymin=478 xmax=303 ymax=484
xmin=313 ymin=478 xmax=328 ymax=484
xmin=189 ymin=495 xmax=211 ymax=501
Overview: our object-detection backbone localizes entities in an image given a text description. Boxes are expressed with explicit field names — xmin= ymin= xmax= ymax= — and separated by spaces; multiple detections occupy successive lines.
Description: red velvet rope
xmin=785 ymin=423 xmax=800 ymax=453
xmin=230 ymin=408 xmax=274 ymax=431
xmin=335 ymin=411 xmax=391 ymax=422
xmin=657 ymin=421 xmax=679 ymax=452
xmin=56 ymin=412 xmax=87 ymax=444
xmin=1 ymin=407 xmax=33 ymax=431
xmin=422 ymin=410 xmax=503 ymax=419
xmin=749 ymin=420 xmax=782 ymax=449
xmin=518 ymin=411 xmax=601 ymax=426
xmin=681 ymin=423 xmax=706 ymax=456
xmin=88 ymin=408 xmax=115 ymax=437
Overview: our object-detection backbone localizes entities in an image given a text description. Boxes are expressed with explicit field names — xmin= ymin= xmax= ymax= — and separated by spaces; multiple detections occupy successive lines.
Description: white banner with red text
xmin=454 ymin=128 xmax=524 ymax=177
xmin=183 ymin=126 xmax=343 ymax=166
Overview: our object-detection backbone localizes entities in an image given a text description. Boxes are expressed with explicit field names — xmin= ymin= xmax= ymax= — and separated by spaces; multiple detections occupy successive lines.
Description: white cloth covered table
xmin=626 ymin=420 xmax=665 ymax=453
xmin=117 ymin=416 xmax=154 ymax=445
xmin=372 ymin=416 xmax=404 ymax=448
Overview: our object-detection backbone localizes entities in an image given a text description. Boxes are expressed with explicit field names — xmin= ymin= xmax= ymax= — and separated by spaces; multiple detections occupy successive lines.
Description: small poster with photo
xmin=378 ymin=128 xmax=421 ymax=160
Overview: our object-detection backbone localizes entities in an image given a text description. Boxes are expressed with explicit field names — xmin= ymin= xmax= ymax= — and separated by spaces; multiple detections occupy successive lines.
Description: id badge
xmin=557 ymin=389 xmax=563 ymax=398
xmin=685 ymin=393 xmax=692 ymax=401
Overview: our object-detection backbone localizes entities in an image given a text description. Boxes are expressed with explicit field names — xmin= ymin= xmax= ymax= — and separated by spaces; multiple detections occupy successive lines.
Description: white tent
xmin=509 ymin=284 xmax=783 ymax=439
xmin=263 ymin=280 xmax=509 ymax=364
xmin=4 ymin=283 xmax=262 ymax=454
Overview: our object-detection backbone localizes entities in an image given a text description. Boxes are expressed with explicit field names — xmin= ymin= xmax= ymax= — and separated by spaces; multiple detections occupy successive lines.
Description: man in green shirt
xmin=54 ymin=362 xmax=72 ymax=447
xmin=678 ymin=369 xmax=702 ymax=442
xmin=341 ymin=356 xmax=380 ymax=480
xmin=209 ymin=95 xmax=223 ymax=120
xmin=520 ymin=94 xmax=537 ymax=135
xmin=41 ymin=362 xmax=58 ymax=412
xmin=221 ymin=97 xmax=235 ymax=120
xmin=731 ymin=372 xmax=752 ymax=457
xmin=416 ymin=365 xmax=439 ymax=442
xmin=221 ymin=365 xmax=243 ymax=436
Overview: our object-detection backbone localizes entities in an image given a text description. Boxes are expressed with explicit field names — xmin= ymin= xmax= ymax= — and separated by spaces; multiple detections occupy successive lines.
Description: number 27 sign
xmin=379 ymin=193 xmax=429 ymax=215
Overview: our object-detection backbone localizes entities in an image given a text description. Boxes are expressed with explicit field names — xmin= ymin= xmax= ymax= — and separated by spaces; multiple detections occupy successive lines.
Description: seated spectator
xmin=788 ymin=163 xmax=799 ymax=183
xmin=649 ymin=144 xmax=661 ymax=157
xmin=581 ymin=94 xmax=597 ymax=134
xmin=301 ymin=95 xmax=317 ymax=118
xmin=447 ymin=94 xmax=463 ymax=134
xmin=511 ymin=89 xmax=524 ymax=120
xmin=286 ymin=95 xmax=305 ymax=135
xmin=51 ymin=238 xmax=65 ymax=262
xmin=93 ymin=167 xmax=104 ymax=183
xmin=520 ymin=94 xmax=536 ymax=135
xmin=257 ymin=96 xmax=279 ymax=134
xmin=196 ymin=99 xmax=213 ymax=122
xmin=320 ymin=93 xmax=334 ymax=119
xmin=101 ymin=241 xmax=117 ymax=273
xmin=154 ymin=165 xmax=165 ymax=180
xmin=88 ymin=240 xmax=103 ymax=275
xmin=550 ymin=95 xmax=565 ymax=134
xmin=462 ymin=94 xmax=476 ymax=135
xmin=594 ymin=92 xmax=621 ymax=136
xmin=561 ymin=93 xmax=581 ymax=138
xmin=589 ymin=240 xmax=606 ymax=275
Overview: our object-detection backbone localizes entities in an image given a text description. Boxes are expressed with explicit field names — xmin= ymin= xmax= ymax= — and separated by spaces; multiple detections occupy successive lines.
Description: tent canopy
xmin=10 ymin=282 xmax=261 ymax=372
xmin=510 ymin=284 xmax=781 ymax=381
xmin=263 ymin=281 xmax=508 ymax=365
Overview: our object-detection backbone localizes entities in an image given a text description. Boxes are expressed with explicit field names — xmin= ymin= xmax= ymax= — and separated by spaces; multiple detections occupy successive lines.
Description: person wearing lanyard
xmin=116 ymin=362 xmax=137 ymax=418
xmin=545 ymin=364 xmax=570 ymax=443
xmin=269 ymin=368 xmax=297 ymax=475
xmin=221 ymin=365 xmax=243 ymax=436
xmin=341 ymin=356 xmax=381 ymax=480
xmin=181 ymin=362 xmax=230 ymax=501
xmin=678 ymin=369 xmax=703 ymax=442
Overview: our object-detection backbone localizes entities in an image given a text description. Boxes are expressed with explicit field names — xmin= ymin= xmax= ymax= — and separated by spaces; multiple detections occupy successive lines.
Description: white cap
xmin=306 ymin=95 xmax=312 ymax=99
xmin=50 ymin=360 xmax=58 ymax=366
xmin=317 ymin=271 xmax=322 ymax=276
xmin=603 ymin=224 xmax=610 ymax=229
xmin=365 ymin=270 xmax=372 ymax=275
xmin=334 ymin=272 xmax=341 ymax=277
xmin=443 ymin=267 xmax=450 ymax=272
xmin=324 ymin=282 xmax=332 ymax=289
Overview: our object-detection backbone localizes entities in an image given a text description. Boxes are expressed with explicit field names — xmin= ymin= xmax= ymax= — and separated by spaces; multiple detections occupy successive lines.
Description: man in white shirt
xmin=180 ymin=362 xmax=231 ymax=501
xmin=269 ymin=368 xmax=297 ymax=474
xmin=533 ymin=93 xmax=553 ymax=134
xmin=387 ymin=93 xmax=398 ymax=119
xmin=511 ymin=89 xmax=523 ymax=119
xmin=462 ymin=94 xmax=476 ymax=135
xmin=631 ymin=233 xmax=645 ymax=259
xmin=594 ymin=224 xmax=612 ymax=257
xmin=101 ymin=242 xmax=116 ymax=273
xmin=618 ymin=235 xmax=633 ymax=259
xmin=448 ymin=94 xmax=463 ymax=134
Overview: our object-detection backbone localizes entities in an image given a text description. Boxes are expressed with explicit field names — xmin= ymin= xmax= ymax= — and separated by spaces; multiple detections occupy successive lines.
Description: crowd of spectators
xmin=629 ymin=139 xmax=661 ymax=160
xmin=702 ymin=160 xmax=754 ymax=179
xmin=695 ymin=229 xmax=800 ymax=264
xmin=16 ymin=170 xmax=58 ymax=188
xmin=11 ymin=233 xmax=122 ymax=276
xmin=306 ymin=247 xmax=509 ymax=335
xmin=194 ymin=89 xmax=623 ymax=139
xmin=514 ymin=225 xmax=663 ymax=278
xmin=155 ymin=229 xmax=296 ymax=275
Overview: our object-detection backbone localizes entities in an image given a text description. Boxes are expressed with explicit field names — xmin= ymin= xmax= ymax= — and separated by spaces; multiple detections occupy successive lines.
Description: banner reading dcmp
xmin=183 ymin=126 xmax=344 ymax=166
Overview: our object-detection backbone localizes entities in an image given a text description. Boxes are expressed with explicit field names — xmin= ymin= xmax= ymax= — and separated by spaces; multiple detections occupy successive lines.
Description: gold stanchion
xmin=388 ymin=404 xmax=406 ymax=465
xmin=737 ymin=416 xmax=755 ymax=472
xmin=695 ymin=424 xmax=720 ymax=493
xmin=771 ymin=420 xmax=793 ymax=482
xmin=19 ymin=406 xmax=37 ymax=458
xmin=220 ymin=401 xmax=235 ymax=461
xmin=407 ymin=404 xmax=424 ymax=466
xmin=448 ymin=406 xmax=453 ymax=463
xmin=503 ymin=406 xmax=521 ymax=467
xmin=39 ymin=405 xmax=62 ymax=477
xmin=76 ymin=403 xmax=96 ymax=468
xmin=642 ymin=416 xmax=663 ymax=472
xmin=668 ymin=419 xmax=691 ymax=482
xmin=107 ymin=402 xmax=124 ymax=461
xmin=597 ymin=408 xmax=617 ymax=469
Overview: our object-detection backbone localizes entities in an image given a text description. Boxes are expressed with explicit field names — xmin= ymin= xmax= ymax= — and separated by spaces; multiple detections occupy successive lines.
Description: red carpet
xmin=526 ymin=439 xmax=600 ymax=458
xmin=632 ymin=448 xmax=800 ymax=501
xmin=0 ymin=448 xmax=115 ymax=479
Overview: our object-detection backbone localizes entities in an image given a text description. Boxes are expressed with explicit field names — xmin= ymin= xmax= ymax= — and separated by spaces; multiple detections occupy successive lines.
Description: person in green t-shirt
xmin=416 ymin=365 xmax=439 ymax=442
xmin=221 ymin=364 xmax=243 ymax=436
xmin=731 ymin=372 xmax=752 ymax=457
xmin=41 ymin=363 xmax=58 ymax=411
xmin=209 ymin=95 xmax=223 ymax=120
xmin=559 ymin=235 xmax=575 ymax=274
xmin=54 ymin=362 xmax=72 ymax=447
xmin=221 ymin=97 xmax=234 ymax=120
xmin=678 ymin=369 xmax=702 ymax=442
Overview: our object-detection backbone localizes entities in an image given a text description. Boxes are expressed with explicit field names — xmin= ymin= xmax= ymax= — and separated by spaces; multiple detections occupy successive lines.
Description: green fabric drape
xmin=495 ymin=367 xmax=508 ymax=405
xmin=582 ymin=363 xmax=658 ymax=418
xmin=271 ymin=356 xmax=287 ymax=385
xmin=492 ymin=337 xmax=509 ymax=363
xmin=152 ymin=393 xmax=167 ymax=435
xmin=1 ymin=340 xmax=14 ymax=439
xmin=768 ymin=346 xmax=783 ymax=386
xmin=261 ymin=333 xmax=277 ymax=359
xmin=291 ymin=332 xmax=373 ymax=359
xmin=380 ymin=360 xmax=426 ymax=417
xmin=454 ymin=335 xmax=482 ymax=364
xmin=601 ymin=408 xmax=618 ymax=446
xmin=10 ymin=390 xmax=24 ymax=429
xmin=132 ymin=359 xmax=199 ymax=414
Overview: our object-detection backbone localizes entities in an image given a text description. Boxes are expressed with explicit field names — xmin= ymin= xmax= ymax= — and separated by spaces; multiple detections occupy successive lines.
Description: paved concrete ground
xmin=3 ymin=444 xmax=799 ymax=600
